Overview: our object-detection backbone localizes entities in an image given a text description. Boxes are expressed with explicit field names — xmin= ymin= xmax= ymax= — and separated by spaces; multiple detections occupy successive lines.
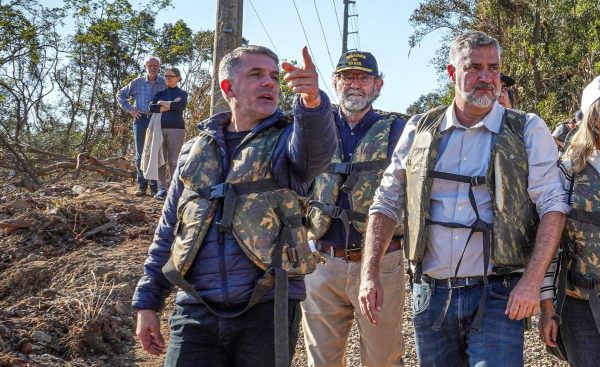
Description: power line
xmin=248 ymin=0 xmax=280 ymax=56
xmin=332 ymin=0 xmax=343 ymax=41
xmin=290 ymin=0 xmax=337 ymax=103
xmin=313 ymin=0 xmax=336 ymax=69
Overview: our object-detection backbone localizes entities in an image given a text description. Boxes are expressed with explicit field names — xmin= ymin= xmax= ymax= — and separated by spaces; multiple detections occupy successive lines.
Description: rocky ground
xmin=0 ymin=180 xmax=568 ymax=366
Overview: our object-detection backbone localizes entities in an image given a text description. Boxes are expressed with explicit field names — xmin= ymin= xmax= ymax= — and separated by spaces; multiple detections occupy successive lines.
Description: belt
xmin=420 ymin=273 xmax=521 ymax=289
xmin=316 ymin=239 xmax=402 ymax=262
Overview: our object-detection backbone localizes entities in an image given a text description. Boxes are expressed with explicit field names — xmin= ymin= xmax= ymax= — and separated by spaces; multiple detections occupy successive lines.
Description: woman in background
xmin=149 ymin=66 xmax=188 ymax=201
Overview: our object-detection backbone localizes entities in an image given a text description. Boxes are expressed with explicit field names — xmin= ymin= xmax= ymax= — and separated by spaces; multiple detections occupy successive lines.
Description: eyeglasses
xmin=338 ymin=73 xmax=374 ymax=86
xmin=164 ymin=75 xmax=178 ymax=79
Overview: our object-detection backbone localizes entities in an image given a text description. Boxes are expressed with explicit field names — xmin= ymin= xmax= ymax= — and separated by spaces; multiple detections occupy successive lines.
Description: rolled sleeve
xmin=369 ymin=114 xmax=420 ymax=224
xmin=523 ymin=114 xmax=570 ymax=217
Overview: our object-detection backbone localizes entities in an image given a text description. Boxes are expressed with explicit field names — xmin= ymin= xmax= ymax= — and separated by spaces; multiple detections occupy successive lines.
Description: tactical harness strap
xmin=164 ymin=178 xmax=304 ymax=367
xmin=328 ymin=159 xmax=390 ymax=193
xmin=311 ymin=159 xmax=389 ymax=260
xmin=424 ymin=169 xmax=493 ymax=332
xmin=310 ymin=201 xmax=367 ymax=257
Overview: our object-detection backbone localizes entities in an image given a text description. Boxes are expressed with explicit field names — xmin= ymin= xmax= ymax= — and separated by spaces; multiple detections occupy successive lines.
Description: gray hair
xmin=143 ymin=55 xmax=161 ymax=66
xmin=449 ymin=31 xmax=501 ymax=67
xmin=218 ymin=45 xmax=279 ymax=82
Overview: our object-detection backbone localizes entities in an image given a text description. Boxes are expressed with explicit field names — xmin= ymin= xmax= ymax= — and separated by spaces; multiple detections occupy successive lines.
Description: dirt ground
xmin=0 ymin=181 xmax=568 ymax=366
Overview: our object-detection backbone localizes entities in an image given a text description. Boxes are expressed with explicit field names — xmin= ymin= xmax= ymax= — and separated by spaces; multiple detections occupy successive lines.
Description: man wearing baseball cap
xmin=499 ymin=74 xmax=515 ymax=108
xmin=301 ymin=50 xmax=406 ymax=366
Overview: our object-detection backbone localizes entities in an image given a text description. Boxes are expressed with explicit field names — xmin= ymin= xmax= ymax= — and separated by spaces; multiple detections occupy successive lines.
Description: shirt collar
xmin=145 ymin=74 xmax=165 ymax=84
xmin=336 ymin=106 xmax=379 ymax=130
xmin=440 ymin=100 xmax=504 ymax=133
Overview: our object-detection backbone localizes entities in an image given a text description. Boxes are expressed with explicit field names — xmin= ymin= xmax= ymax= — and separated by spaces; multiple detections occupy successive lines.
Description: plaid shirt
xmin=116 ymin=75 xmax=166 ymax=114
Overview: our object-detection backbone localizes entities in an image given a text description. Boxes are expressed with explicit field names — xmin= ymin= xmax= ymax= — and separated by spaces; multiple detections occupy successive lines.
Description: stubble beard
xmin=339 ymin=87 xmax=379 ymax=112
xmin=458 ymin=85 xmax=499 ymax=108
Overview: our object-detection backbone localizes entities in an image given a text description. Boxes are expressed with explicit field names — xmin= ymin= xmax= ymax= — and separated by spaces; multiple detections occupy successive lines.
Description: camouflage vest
xmin=171 ymin=121 xmax=317 ymax=278
xmin=564 ymin=162 xmax=600 ymax=300
xmin=308 ymin=115 xmax=401 ymax=241
xmin=404 ymin=107 xmax=539 ymax=267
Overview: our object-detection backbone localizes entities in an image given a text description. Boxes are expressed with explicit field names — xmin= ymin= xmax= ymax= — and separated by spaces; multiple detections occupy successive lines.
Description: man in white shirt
xmin=358 ymin=31 xmax=568 ymax=366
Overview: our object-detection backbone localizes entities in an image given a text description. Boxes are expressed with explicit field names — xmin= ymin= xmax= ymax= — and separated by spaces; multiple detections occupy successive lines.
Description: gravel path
xmin=292 ymin=279 xmax=569 ymax=367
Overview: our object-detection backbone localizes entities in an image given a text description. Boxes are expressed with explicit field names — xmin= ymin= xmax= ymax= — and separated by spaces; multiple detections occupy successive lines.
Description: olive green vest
xmin=308 ymin=115 xmax=400 ymax=240
xmin=404 ymin=107 xmax=539 ymax=267
xmin=171 ymin=121 xmax=317 ymax=278
xmin=564 ymin=162 xmax=600 ymax=300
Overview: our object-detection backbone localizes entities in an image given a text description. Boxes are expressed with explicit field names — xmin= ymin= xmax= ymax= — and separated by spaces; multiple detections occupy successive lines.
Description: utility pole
xmin=342 ymin=0 xmax=358 ymax=54
xmin=210 ymin=0 xmax=244 ymax=115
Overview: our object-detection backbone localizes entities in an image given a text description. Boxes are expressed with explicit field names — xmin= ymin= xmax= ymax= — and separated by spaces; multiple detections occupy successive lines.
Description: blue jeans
xmin=164 ymin=300 xmax=301 ymax=367
xmin=132 ymin=117 xmax=157 ymax=190
xmin=412 ymin=276 xmax=525 ymax=367
xmin=560 ymin=295 xmax=600 ymax=367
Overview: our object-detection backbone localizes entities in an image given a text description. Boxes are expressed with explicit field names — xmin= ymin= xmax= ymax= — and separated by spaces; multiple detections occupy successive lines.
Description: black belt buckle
xmin=333 ymin=162 xmax=353 ymax=175
xmin=210 ymin=183 xmax=229 ymax=200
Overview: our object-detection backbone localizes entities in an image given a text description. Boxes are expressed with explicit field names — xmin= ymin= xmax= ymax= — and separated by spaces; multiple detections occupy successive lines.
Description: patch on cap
xmin=335 ymin=51 xmax=379 ymax=76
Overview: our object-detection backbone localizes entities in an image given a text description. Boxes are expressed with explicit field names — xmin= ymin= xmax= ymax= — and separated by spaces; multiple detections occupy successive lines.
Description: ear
xmin=374 ymin=78 xmax=384 ymax=94
xmin=447 ymin=64 xmax=456 ymax=83
xmin=221 ymin=79 xmax=234 ymax=97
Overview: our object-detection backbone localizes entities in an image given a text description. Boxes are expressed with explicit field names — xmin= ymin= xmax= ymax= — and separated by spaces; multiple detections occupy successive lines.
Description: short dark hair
xmin=218 ymin=45 xmax=279 ymax=82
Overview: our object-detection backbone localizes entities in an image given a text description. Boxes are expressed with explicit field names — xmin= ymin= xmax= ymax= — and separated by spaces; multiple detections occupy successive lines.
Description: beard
xmin=458 ymin=82 xmax=499 ymax=108
xmin=339 ymin=86 xmax=379 ymax=112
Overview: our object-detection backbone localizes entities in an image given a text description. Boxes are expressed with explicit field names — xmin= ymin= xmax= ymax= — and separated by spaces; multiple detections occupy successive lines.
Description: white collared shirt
xmin=371 ymin=101 xmax=570 ymax=278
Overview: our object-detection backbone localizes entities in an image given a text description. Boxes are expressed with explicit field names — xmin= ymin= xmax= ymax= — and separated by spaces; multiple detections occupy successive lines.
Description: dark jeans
xmin=412 ymin=276 xmax=525 ymax=367
xmin=132 ymin=117 xmax=157 ymax=190
xmin=164 ymin=300 xmax=301 ymax=367
xmin=560 ymin=295 xmax=600 ymax=367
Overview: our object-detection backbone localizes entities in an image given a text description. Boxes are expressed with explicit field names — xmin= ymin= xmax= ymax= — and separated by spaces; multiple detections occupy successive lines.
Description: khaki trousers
xmin=157 ymin=128 xmax=186 ymax=189
xmin=301 ymin=250 xmax=405 ymax=367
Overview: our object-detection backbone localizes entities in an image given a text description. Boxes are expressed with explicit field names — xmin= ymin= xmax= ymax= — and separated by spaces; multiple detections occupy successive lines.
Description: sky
xmin=46 ymin=0 xmax=447 ymax=113
xmin=156 ymin=0 xmax=446 ymax=113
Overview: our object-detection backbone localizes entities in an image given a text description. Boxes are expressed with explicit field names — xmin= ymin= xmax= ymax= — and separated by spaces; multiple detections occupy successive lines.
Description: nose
xmin=349 ymin=76 xmax=362 ymax=87
xmin=261 ymin=75 xmax=276 ymax=88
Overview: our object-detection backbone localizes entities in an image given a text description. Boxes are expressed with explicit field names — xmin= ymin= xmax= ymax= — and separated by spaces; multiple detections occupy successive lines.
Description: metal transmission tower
xmin=342 ymin=0 xmax=359 ymax=54
xmin=210 ymin=0 xmax=244 ymax=115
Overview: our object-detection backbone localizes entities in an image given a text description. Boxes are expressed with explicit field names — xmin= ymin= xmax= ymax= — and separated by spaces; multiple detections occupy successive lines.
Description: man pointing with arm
xmin=133 ymin=45 xmax=335 ymax=367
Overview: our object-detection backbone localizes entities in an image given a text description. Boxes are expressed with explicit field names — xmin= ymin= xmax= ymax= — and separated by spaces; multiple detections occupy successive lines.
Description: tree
xmin=407 ymin=0 xmax=600 ymax=128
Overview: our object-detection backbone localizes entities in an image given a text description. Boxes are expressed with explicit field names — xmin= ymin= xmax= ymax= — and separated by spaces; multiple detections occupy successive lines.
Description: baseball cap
xmin=581 ymin=76 xmax=600 ymax=114
xmin=500 ymin=74 xmax=515 ymax=87
xmin=335 ymin=51 xmax=379 ymax=76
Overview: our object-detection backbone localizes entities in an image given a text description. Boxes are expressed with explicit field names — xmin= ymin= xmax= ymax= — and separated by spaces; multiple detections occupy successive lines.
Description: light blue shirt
xmin=116 ymin=75 xmax=166 ymax=114
xmin=371 ymin=101 xmax=570 ymax=278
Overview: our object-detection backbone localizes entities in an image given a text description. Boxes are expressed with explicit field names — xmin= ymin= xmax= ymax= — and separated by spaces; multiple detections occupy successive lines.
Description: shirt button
xmin=458 ymin=206 xmax=463 ymax=211
xmin=349 ymin=153 xmax=353 ymax=156
xmin=454 ymin=235 xmax=459 ymax=240
xmin=351 ymin=132 xmax=355 ymax=136
xmin=463 ymin=156 xmax=467 ymax=160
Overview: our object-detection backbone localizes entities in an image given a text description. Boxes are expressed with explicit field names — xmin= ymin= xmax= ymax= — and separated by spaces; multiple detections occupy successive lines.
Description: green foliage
xmin=154 ymin=20 xmax=194 ymax=66
xmin=407 ymin=0 xmax=600 ymax=128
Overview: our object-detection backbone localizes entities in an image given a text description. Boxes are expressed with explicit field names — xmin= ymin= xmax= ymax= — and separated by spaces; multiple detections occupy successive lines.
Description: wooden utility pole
xmin=342 ymin=0 xmax=357 ymax=54
xmin=210 ymin=0 xmax=244 ymax=115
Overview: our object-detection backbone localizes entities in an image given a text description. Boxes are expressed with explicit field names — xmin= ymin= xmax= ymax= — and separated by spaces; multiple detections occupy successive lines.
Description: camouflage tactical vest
xmin=171 ymin=121 xmax=317 ymax=278
xmin=308 ymin=115 xmax=401 ymax=240
xmin=404 ymin=107 xmax=539 ymax=266
xmin=564 ymin=162 xmax=600 ymax=300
